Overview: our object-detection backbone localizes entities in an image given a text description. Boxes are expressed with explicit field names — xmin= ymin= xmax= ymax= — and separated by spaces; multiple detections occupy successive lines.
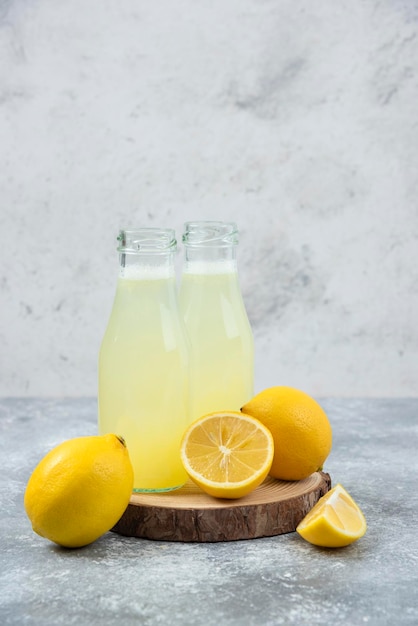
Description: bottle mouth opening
xmin=117 ymin=228 xmax=177 ymax=254
xmin=182 ymin=221 xmax=238 ymax=247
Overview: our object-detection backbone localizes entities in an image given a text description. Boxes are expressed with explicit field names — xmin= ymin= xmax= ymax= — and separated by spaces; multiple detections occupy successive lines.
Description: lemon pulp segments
xmin=180 ymin=411 xmax=274 ymax=499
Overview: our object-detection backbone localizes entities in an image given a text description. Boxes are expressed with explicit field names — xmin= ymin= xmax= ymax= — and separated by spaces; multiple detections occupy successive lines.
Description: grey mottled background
xmin=1 ymin=0 xmax=417 ymax=397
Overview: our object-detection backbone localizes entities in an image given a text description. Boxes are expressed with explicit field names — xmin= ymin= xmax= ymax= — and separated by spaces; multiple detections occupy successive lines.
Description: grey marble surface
xmin=0 ymin=398 xmax=417 ymax=625
xmin=1 ymin=1 xmax=418 ymax=398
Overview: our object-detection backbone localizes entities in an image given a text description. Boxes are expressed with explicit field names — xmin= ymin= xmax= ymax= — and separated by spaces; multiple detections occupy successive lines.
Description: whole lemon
xmin=241 ymin=386 xmax=332 ymax=481
xmin=24 ymin=434 xmax=134 ymax=548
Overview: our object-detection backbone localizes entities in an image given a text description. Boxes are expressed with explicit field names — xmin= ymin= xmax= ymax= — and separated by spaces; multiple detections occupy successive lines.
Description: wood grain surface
xmin=112 ymin=471 xmax=331 ymax=542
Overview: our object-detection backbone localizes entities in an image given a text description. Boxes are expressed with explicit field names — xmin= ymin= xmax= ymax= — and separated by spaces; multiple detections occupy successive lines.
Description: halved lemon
xmin=180 ymin=411 xmax=274 ymax=499
xmin=296 ymin=483 xmax=367 ymax=547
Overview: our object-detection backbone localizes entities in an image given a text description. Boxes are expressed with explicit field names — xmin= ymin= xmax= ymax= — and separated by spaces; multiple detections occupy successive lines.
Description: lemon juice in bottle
xmin=179 ymin=221 xmax=254 ymax=421
xmin=98 ymin=229 xmax=190 ymax=492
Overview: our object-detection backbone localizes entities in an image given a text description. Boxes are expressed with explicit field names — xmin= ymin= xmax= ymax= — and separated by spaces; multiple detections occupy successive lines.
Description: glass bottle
xmin=98 ymin=228 xmax=190 ymax=492
xmin=178 ymin=221 xmax=254 ymax=422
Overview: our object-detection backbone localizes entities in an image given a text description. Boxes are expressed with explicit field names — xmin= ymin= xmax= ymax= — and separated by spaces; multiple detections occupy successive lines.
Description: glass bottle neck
xmin=117 ymin=228 xmax=177 ymax=280
xmin=182 ymin=221 xmax=239 ymax=274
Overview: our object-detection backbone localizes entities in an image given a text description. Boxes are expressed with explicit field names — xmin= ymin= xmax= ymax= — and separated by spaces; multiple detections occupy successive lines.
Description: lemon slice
xmin=180 ymin=411 xmax=274 ymax=499
xmin=296 ymin=483 xmax=367 ymax=547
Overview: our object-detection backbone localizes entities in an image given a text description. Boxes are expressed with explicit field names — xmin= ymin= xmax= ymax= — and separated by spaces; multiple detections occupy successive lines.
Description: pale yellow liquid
xmin=98 ymin=271 xmax=190 ymax=492
xmin=179 ymin=263 xmax=254 ymax=421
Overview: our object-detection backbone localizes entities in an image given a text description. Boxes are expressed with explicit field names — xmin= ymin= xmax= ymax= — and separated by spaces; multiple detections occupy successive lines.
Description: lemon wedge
xmin=296 ymin=483 xmax=367 ymax=547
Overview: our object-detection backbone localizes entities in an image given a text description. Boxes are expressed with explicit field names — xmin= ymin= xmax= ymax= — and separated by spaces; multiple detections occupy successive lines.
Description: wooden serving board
xmin=112 ymin=471 xmax=331 ymax=543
